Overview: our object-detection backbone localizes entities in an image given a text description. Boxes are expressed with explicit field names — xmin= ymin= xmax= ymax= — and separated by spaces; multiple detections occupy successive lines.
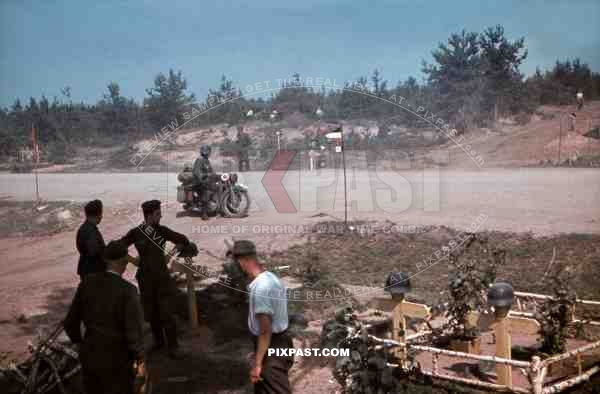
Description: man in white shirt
xmin=231 ymin=240 xmax=294 ymax=394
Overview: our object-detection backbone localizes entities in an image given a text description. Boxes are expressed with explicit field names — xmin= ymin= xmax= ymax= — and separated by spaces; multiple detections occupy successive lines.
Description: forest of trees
xmin=1 ymin=25 xmax=599 ymax=161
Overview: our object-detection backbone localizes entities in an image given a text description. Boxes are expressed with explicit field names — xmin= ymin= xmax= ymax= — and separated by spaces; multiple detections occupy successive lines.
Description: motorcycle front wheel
xmin=221 ymin=189 xmax=250 ymax=218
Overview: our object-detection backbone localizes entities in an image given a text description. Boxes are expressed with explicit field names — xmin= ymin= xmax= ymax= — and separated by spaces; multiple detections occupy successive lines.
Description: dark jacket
xmin=118 ymin=224 xmax=190 ymax=321
xmin=76 ymin=220 xmax=106 ymax=276
xmin=64 ymin=272 xmax=144 ymax=370
xmin=192 ymin=157 xmax=213 ymax=185
xmin=238 ymin=133 xmax=252 ymax=160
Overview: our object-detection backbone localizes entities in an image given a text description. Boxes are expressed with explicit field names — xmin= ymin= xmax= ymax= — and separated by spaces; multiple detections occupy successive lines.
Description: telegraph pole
xmin=341 ymin=128 xmax=348 ymax=225
xmin=32 ymin=123 xmax=40 ymax=203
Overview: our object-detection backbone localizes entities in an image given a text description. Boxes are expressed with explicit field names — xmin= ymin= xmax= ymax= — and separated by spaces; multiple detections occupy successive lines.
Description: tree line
xmin=2 ymin=24 xmax=599 ymax=161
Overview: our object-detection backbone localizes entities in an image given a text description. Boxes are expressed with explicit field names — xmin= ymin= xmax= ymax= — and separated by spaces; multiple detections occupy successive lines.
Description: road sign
xmin=326 ymin=131 xmax=342 ymax=139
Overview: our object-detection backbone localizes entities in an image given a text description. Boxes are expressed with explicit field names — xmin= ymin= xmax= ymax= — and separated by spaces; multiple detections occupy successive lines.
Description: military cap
xmin=84 ymin=199 xmax=103 ymax=217
xmin=104 ymin=240 xmax=128 ymax=262
xmin=141 ymin=199 xmax=161 ymax=215
xmin=232 ymin=240 xmax=256 ymax=257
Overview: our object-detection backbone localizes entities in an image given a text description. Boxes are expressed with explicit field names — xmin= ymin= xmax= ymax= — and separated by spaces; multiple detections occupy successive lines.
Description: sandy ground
xmin=0 ymin=167 xmax=599 ymax=392
xmin=443 ymin=102 xmax=600 ymax=168
xmin=1 ymin=168 xmax=599 ymax=234
xmin=1 ymin=167 xmax=599 ymax=330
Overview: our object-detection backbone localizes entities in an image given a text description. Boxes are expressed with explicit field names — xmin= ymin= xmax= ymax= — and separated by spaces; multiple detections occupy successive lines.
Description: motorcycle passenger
xmin=192 ymin=145 xmax=214 ymax=220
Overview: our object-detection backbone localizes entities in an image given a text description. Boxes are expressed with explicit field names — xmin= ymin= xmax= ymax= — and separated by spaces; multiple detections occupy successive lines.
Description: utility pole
xmin=32 ymin=123 xmax=40 ymax=204
xmin=341 ymin=128 xmax=348 ymax=226
xmin=558 ymin=117 xmax=563 ymax=163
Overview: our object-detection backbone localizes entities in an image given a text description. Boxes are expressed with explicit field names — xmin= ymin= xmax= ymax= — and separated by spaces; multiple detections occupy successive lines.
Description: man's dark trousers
xmin=119 ymin=223 xmax=190 ymax=352
xmin=80 ymin=360 xmax=134 ymax=394
xmin=138 ymin=272 xmax=179 ymax=349
xmin=253 ymin=332 xmax=294 ymax=394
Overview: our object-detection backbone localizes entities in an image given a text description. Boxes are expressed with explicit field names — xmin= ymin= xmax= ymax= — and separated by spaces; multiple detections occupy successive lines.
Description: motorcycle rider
xmin=192 ymin=145 xmax=214 ymax=220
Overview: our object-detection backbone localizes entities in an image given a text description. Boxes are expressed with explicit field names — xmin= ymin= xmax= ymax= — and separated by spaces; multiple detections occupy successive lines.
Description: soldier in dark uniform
xmin=192 ymin=145 xmax=214 ymax=220
xmin=237 ymin=126 xmax=252 ymax=172
xmin=119 ymin=199 xmax=191 ymax=359
xmin=75 ymin=200 xmax=106 ymax=279
xmin=64 ymin=240 xmax=145 ymax=394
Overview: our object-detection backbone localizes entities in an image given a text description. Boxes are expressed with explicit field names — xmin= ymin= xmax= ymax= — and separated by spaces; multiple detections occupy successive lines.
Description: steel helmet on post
xmin=385 ymin=271 xmax=411 ymax=295
xmin=487 ymin=282 xmax=515 ymax=308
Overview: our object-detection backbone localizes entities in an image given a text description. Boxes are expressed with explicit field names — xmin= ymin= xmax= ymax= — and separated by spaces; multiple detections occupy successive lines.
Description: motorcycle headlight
xmin=221 ymin=173 xmax=230 ymax=182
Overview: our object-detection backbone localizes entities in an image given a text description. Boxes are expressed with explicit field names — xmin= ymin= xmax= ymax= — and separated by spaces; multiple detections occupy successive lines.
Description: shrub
xmin=446 ymin=234 xmax=502 ymax=339
xmin=535 ymin=267 xmax=577 ymax=355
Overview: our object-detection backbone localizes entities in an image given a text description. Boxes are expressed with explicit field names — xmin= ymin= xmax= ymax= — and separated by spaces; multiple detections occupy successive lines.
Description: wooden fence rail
xmin=365 ymin=291 xmax=600 ymax=393
xmin=540 ymin=339 xmax=600 ymax=369
xmin=367 ymin=334 xmax=531 ymax=368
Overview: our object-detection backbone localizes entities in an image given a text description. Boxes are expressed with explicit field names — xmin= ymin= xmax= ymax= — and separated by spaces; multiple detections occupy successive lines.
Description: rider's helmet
xmin=200 ymin=145 xmax=211 ymax=159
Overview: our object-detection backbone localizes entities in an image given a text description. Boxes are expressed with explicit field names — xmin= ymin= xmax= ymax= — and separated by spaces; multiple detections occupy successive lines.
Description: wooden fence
xmin=367 ymin=290 xmax=600 ymax=393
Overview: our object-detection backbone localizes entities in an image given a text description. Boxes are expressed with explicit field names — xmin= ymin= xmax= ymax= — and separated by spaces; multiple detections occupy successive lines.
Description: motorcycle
xmin=177 ymin=167 xmax=250 ymax=218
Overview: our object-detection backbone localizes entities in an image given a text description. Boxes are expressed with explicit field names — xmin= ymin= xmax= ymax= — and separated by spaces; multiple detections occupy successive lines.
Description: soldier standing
xmin=64 ymin=241 xmax=145 ymax=394
xmin=76 ymin=200 xmax=138 ymax=279
xmin=237 ymin=126 xmax=252 ymax=172
xmin=119 ymin=199 xmax=191 ymax=359
xmin=75 ymin=200 xmax=106 ymax=279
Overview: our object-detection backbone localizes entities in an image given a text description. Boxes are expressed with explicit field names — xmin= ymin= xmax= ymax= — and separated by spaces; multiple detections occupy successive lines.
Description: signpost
xmin=276 ymin=131 xmax=281 ymax=152
xmin=325 ymin=128 xmax=347 ymax=225
xmin=31 ymin=124 xmax=40 ymax=204
xmin=340 ymin=128 xmax=347 ymax=225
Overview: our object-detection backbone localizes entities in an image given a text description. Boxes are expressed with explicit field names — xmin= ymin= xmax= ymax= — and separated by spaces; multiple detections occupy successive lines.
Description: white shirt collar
xmin=249 ymin=271 xmax=269 ymax=289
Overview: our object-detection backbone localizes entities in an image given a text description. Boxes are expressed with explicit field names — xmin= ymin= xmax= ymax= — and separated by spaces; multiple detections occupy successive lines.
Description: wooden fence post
xmin=185 ymin=259 xmax=199 ymax=329
xmin=391 ymin=294 xmax=406 ymax=363
xmin=495 ymin=315 xmax=512 ymax=388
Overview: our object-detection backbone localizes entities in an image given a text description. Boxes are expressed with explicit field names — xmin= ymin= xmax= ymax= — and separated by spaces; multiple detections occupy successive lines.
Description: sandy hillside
xmin=128 ymin=101 xmax=600 ymax=171
xmin=441 ymin=102 xmax=600 ymax=168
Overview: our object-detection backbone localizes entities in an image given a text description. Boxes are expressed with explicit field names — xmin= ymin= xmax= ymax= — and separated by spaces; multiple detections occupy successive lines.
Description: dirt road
xmin=1 ymin=168 xmax=599 ymax=234
xmin=0 ymin=167 xmax=599 ymax=393
xmin=0 ymin=168 xmax=599 ymax=359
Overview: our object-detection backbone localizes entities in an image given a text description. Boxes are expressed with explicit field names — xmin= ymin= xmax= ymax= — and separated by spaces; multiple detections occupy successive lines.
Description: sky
xmin=1 ymin=0 xmax=599 ymax=107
